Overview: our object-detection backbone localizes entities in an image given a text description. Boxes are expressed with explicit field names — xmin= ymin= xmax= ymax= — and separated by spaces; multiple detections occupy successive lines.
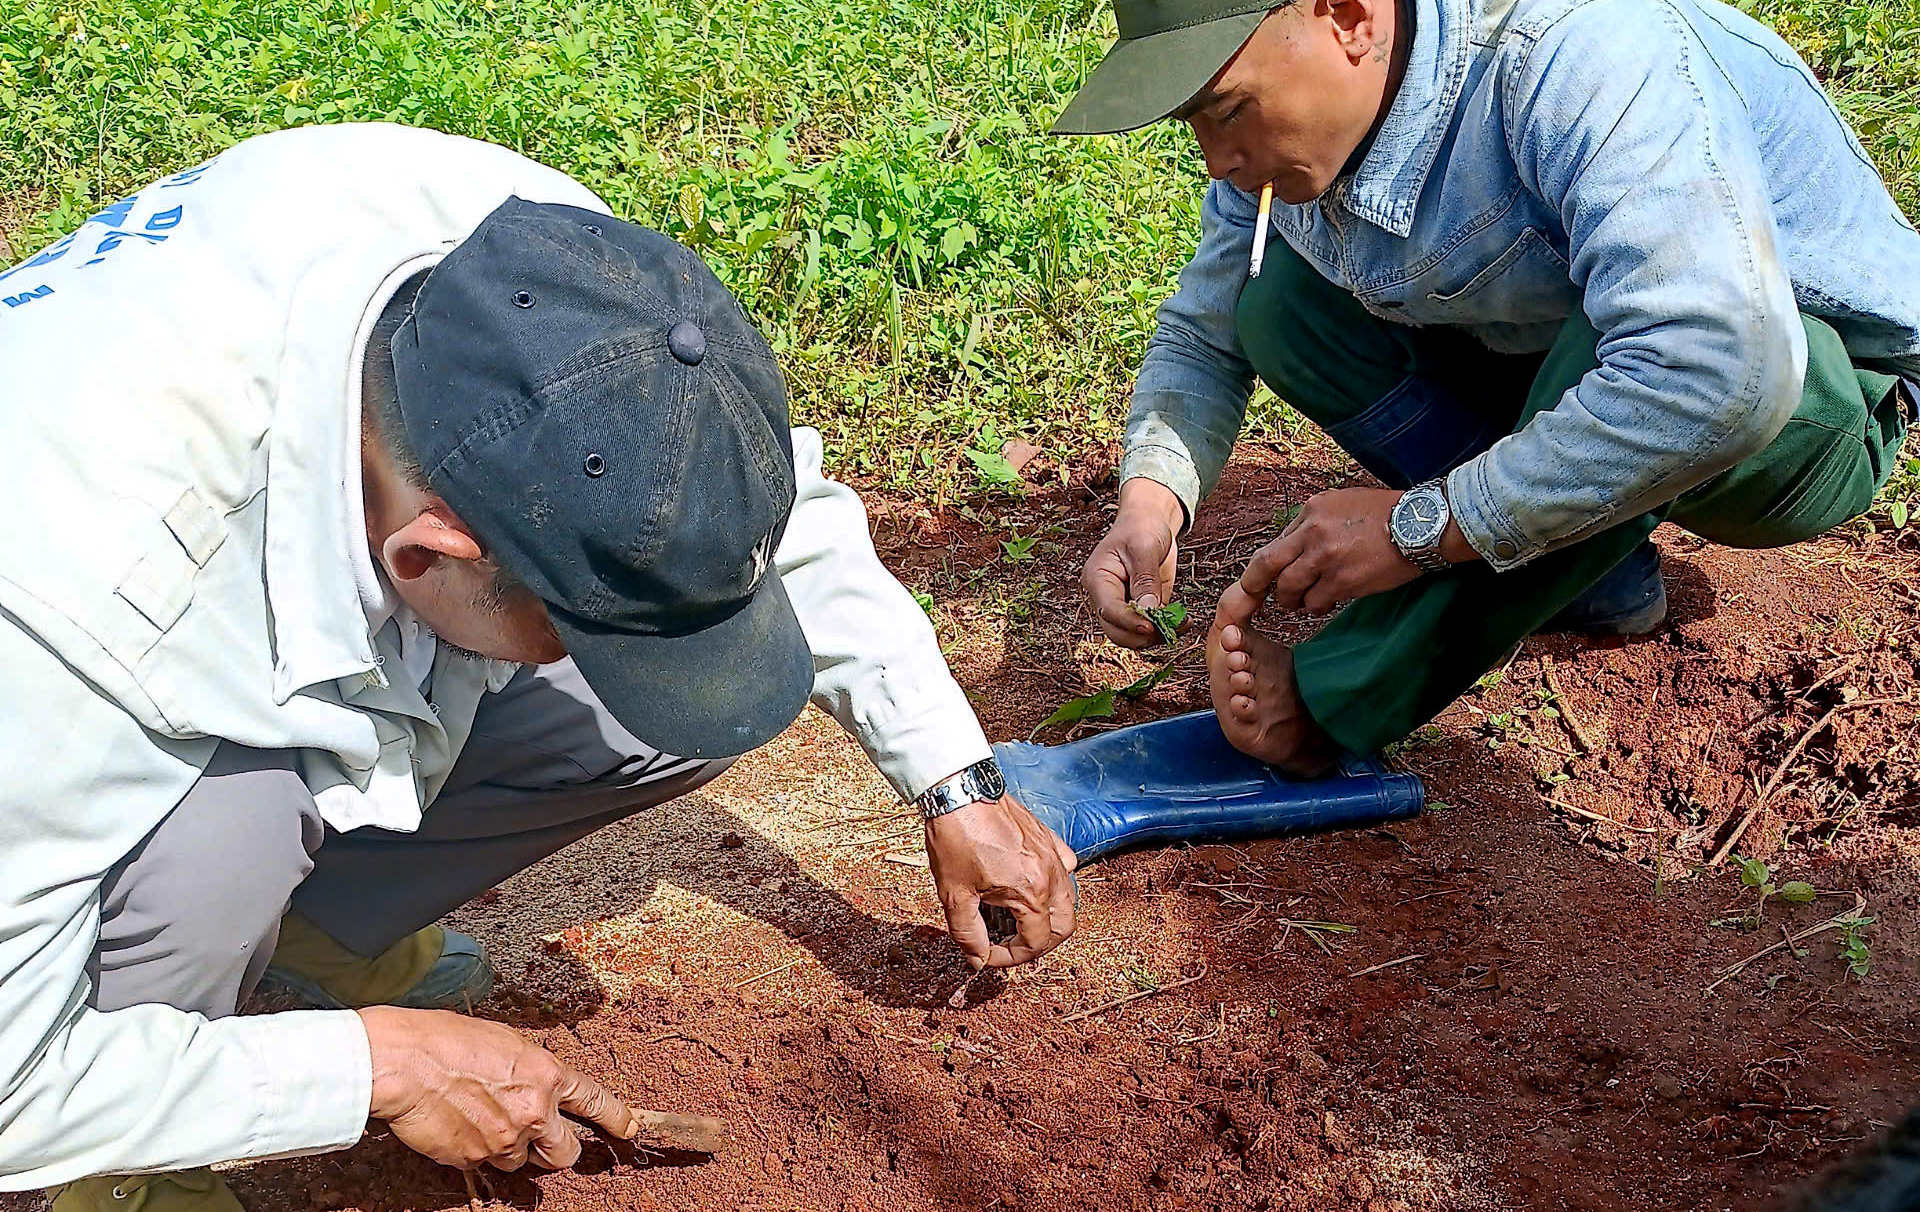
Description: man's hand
xmin=1083 ymin=478 xmax=1186 ymax=648
xmin=1232 ymin=487 xmax=1424 ymax=615
xmin=360 ymin=1007 xmax=637 ymax=1172
xmin=924 ymin=795 xmax=1077 ymax=969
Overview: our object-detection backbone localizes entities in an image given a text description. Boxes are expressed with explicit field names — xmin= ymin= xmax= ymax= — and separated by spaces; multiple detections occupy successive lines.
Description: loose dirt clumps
xmin=6 ymin=444 xmax=1916 ymax=1212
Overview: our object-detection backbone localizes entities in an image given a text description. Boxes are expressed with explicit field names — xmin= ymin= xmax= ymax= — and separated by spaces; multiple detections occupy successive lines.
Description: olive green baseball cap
xmin=1052 ymin=0 xmax=1276 ymax=135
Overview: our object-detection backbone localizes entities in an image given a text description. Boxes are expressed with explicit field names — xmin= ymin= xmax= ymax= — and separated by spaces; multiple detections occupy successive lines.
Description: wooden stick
xmin=1061 ymin=968 xmax=1207 ymax=1023
xmin=732 ymin=957 xmax=802 ymax=988
xmin=1539 ymin=655 xmax=1597 ymax=753
xmin=1346 ymin=953 xmax=1424 ymax=979
xmin=1708 ymin=698 xmax=1909 ymax=866
xmin=1705 ymin=894 xmax=1868 ymax=993
xmin=1546 ymin=796 xmax=1658 ymax=833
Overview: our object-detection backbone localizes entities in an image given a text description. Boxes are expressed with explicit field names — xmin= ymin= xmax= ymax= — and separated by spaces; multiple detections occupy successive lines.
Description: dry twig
xmin=1061 ymin=968 xmax=1207 ymax=1023
xmin=1540 ymin=655 xmax=1597 ymax=753
xmin=732 ymin=958 xmax=803 ymax=988
xmin=1346 ymin=953 xmax=1425 ymax=979
xmin=1546 ymin=796 xmax=1658 ymax=834
xmin=1708 ymin=698 xmax=1910 ymax=866
xmin=1705 ymin=893 xmax=1869 ymax=993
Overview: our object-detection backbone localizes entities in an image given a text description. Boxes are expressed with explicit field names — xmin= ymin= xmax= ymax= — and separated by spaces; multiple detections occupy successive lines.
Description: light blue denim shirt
xmin=1125 ymin=0 xmax=1920 ymax=570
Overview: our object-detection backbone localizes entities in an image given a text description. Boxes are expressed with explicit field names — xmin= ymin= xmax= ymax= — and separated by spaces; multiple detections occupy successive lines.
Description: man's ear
xmin=1326 ymin=0 xmax=1385 ymax=62
xmin=381 ymin=506 xmax=486 ymax=583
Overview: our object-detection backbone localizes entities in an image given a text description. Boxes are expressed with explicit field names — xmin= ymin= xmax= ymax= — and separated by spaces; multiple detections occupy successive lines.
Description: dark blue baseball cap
xmin=390 ymin=197 xmax=813 ymax=759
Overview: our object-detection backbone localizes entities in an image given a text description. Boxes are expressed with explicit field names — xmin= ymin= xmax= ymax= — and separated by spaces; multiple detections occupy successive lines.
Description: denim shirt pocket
xmin=1422 ymin=227 xmax=1576 ymax=323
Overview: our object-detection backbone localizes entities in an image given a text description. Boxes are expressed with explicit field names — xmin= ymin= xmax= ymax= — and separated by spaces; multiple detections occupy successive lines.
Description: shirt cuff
xmin=1446 ymin=456 xmax=1541 ymax=572
xmin=859 ymin=687 xmax=994 ymax=802
xmin=1119 ymin=444 xmax=1202 ymax=529
xmin=233 ymin=1009 xmax=372 ymax=1160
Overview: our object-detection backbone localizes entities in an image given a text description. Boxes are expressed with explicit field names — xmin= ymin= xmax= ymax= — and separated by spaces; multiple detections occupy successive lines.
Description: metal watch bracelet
xmin=915 ymin=758 xmax=1007 ymax=821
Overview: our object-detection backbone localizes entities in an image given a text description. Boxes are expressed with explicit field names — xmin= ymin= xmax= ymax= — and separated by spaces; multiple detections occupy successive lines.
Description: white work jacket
xmin=0 ymin=123 xmax=991 ymax=1187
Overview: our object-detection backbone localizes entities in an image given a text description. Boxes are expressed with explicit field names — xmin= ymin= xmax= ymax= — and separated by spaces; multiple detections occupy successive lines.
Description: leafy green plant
xmin=1838 ymin=915 xmax=1875 ymax=978
xmin=1710 ymin=856 xmax=1816 ymax=932
xmin=966 ymin=447 xmax=1026 ymax=496
xmin=1133 ymin=599 xmax=1187 ymax=645
xmin=1031 ymin=602 xmax=1193 ymax=737
xmin=1000 ymin=531 xmax=1038 ymax=562
xmin=912 ymin=589 xmax=935 ymax=614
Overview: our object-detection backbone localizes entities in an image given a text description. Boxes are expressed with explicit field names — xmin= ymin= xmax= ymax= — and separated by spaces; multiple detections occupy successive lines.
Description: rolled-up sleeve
xmin=773 ymin=428 xmax=992 ymax=800
xmin=0 ymin=622 xmax=372 ymax=1190
xmin=1450 ymin=0 xmax=1805 ymax=570
xmin=1123 ymin=181 xmax=1262 ymax=523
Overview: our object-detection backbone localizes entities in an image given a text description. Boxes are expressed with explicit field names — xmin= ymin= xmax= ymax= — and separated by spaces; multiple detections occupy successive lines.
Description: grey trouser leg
xmin=291 ymin=656 xmax=736 ymax=956
xmin=89 ymin=744 xmax=326 ymax=1017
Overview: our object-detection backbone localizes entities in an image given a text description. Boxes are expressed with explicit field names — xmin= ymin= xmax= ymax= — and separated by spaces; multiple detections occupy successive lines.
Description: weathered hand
xmin=1082 ymin=478 xmax=1186 ymax=648
xmin=1228 ymin=487 xmax=1421 ymax=617
xmin=359 ymin=1007 xmax=637 ymax=1172
xmin=925 ymin=794 xmax=1077 ymax=969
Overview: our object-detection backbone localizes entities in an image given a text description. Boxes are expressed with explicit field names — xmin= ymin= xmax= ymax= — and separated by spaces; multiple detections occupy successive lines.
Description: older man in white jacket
xmin=0 ymin=123 xmax=1075 ymax=1209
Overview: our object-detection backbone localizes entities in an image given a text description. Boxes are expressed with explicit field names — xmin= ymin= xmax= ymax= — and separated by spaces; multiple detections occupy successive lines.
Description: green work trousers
xmin=1236 ymin=242 xmax=1911 ymax=755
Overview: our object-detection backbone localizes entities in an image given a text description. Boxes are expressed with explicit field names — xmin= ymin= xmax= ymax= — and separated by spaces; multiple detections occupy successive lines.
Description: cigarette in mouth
xmin=1249 ymin=181 xmax=1274 ymax=278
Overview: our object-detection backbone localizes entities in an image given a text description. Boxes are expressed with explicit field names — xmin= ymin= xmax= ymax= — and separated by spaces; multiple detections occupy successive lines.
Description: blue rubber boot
xmin=994 ymin=710 xmax=1424 ymax=866
xmin=1541 ymin=540 xmax=1667 ymax=636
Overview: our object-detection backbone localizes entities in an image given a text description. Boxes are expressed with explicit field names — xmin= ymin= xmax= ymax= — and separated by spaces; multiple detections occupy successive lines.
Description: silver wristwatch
xmin=1388 ymin=477 xmax=1452 ymax=573
xmin=914 ymin=758 xmax=1007 ymax=821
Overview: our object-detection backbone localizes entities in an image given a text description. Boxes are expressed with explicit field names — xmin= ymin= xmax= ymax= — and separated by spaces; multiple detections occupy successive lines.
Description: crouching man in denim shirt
xmin=1061 ymin=0 xmax=1918 ymax=772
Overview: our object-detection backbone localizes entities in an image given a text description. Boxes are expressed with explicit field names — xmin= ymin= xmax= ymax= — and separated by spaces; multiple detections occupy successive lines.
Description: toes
xmin=1230 ymin=694 xmax=1258 ymax=720
xmin=1226 ymin=649 xmax=1250 ymax=673
xmin=1229 ymin=670 xmax=1255 ymax=695
xmin=1220 ymin=625 xmax=1245 ymax=652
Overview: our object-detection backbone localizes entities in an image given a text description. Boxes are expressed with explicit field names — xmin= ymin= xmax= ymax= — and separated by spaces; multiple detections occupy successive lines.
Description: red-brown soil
xmin=11 ymin=442 xmax=1920 ymax=1211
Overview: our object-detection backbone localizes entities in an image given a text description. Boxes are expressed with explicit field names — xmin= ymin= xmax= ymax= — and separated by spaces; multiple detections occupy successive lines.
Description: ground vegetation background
xmin=1 ymin=0 xmax=1916 ymax=508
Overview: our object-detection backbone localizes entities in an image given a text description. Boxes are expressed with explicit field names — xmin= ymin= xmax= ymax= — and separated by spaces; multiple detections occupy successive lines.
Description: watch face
xmin=973 ymin=761 xmax=1007 ymax=801
xmin=1393 ymin=487 xmax=1446 ymax=547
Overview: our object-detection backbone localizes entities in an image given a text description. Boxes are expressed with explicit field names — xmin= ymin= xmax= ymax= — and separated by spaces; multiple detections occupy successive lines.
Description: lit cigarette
xmin=1249 ymin=181 xmax=1274 ymax=278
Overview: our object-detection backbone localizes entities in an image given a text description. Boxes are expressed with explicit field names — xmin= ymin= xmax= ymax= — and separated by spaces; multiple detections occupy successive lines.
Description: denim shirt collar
xmin=1340 ymin=0 xmax=1473 ymax=238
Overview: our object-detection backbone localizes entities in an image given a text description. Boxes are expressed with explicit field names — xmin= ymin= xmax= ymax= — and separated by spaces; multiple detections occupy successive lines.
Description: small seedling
xmin=1121 ymin=967 xmax=1163 ymax=993
xmin=965 ymin=447 xmax=1025 ymax=496
xmin=1838 ymin=916 xmax=1875 ymax=978
xmin=1710 ymin=856 xmax=1816 ymax=932
xmin=912 ymin=590 xmax=935 ymax=614
xmin=1001 ymin=532 xmax=1038 ymax=563
xmin=1481 ymin=711 xmax=1517 ymax=750
xmin=1272 ymin=502 xmax=1304 ymax=531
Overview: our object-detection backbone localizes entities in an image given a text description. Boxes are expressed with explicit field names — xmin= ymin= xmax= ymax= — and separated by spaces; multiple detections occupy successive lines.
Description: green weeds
xmin=1 ymin=0 xmax=1911 ymax=494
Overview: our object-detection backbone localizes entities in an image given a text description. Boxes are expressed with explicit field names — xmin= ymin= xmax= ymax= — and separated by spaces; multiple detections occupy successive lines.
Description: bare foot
xmin=1206 ymin=619 xmax=1339 ymax=778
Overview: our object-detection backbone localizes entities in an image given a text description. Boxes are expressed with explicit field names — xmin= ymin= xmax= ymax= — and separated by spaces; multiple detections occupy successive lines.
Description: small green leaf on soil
xmin=1736 ymin=855 xmax=1770 ymax=888
xmin=1032 ymin=688 xmax=1116 ymax=738
xmin=1778 ymin=881 xmax=1817 ymax=904
xmin=1120 ymin=662 xmax=1174 ymax=700
xmin=966 ymin=448 xmax=1025 ymax=494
